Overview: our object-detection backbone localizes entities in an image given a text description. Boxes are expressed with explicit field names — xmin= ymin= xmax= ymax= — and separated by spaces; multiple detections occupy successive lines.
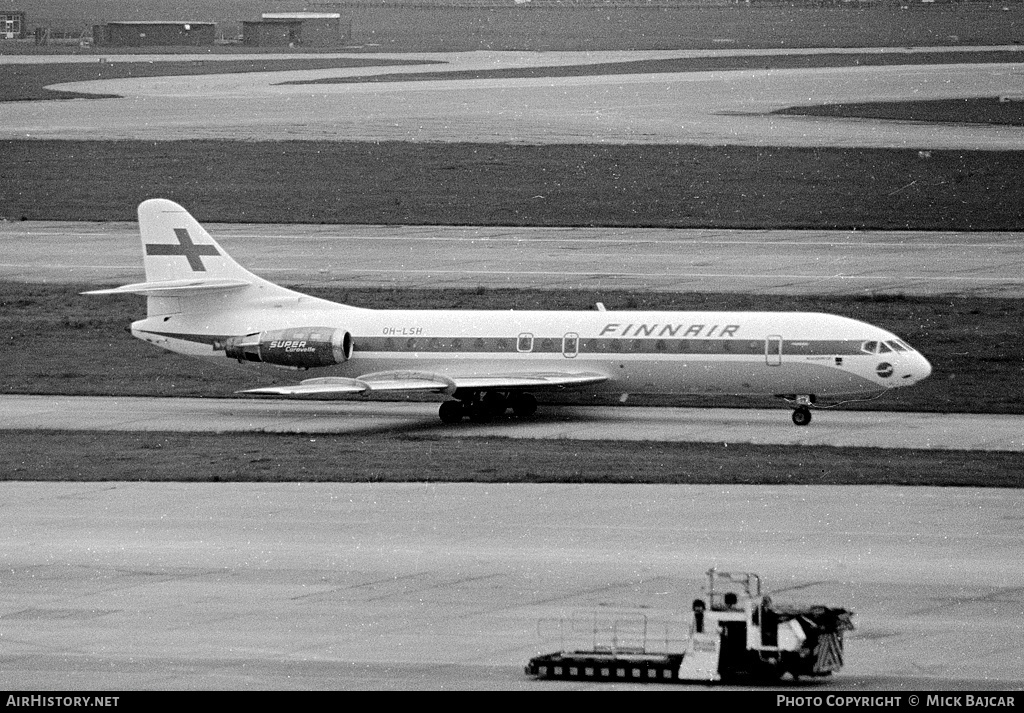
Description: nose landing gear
xmin=783 ymin=395 xmax=816 ymax=426
xmin=791 ymin=406 xmax=812 ymax=426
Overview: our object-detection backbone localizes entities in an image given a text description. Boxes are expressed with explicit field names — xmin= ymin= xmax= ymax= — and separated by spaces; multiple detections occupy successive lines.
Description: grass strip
xmin=0 ymin=56 xmax=438 ymax=101
xmin=3 ymin=139 xmax=1024 ymax=231
xmin=3 ymin=430 xmax=1021 ymax=486
xmin=281 ymin=51 xmax=1024 ymax=86
xmin=776 ymin=97 xmax=1024 ymax=127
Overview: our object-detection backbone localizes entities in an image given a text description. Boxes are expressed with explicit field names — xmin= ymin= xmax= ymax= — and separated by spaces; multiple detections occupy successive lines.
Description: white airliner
xmin=87 ymin=199 xmax=932 ymax=426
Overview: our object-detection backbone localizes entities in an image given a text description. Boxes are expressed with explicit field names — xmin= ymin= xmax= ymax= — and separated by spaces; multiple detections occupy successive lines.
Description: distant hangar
xmin=92 ymin=13 xmax=345 ymax=48
xmin=93 ymin=21 xmax=215 ymax=47
xmin=243 ymin=13 xmax=345 ymax=47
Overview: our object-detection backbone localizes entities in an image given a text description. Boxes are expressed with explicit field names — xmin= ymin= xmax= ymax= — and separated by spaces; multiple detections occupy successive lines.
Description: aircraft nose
xmin=919 ymin=354 xmax=933 ymax=381
xmin=906 ymin=352 xmax=932 ymax=383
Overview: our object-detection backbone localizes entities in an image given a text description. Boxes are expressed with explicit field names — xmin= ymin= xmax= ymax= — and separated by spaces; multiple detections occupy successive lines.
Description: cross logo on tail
xmin=145 ymin=228 xmax=220 ymax=272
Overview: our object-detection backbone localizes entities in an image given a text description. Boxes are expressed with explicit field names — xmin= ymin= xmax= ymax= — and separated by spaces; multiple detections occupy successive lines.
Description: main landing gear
xmin=438 ymin=392 xmax=538 ymax=424
xmin=784 ymin=395 xmax=816 ymax=427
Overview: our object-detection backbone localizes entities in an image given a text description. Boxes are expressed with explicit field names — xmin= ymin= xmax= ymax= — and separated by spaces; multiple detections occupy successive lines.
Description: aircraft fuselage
xmin=133 ymin=305 xmax=930 ymax=399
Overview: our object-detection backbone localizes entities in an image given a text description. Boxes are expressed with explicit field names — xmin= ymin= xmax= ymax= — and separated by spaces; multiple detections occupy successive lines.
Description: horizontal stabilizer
xmin=83 ymin=278 xmax=251 ymax=297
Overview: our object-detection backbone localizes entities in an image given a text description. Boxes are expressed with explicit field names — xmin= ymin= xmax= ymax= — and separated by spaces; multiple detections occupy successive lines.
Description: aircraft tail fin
xmin=137 ymin=198 xmax=265 ymax=285
xmin=84 ymin=199 xmax=321 ymax=316
xmin=86 ymin=199 xmax=367 ymax=317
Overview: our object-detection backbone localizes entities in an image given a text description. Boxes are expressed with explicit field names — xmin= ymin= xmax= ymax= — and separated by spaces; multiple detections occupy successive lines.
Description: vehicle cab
xmin=681 ymin=568 xmax=853 ymax=682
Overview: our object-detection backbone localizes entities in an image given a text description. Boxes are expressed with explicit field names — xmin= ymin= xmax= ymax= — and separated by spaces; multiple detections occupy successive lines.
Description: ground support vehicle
xmin=526 ymin=568 xmax=854 ymax=684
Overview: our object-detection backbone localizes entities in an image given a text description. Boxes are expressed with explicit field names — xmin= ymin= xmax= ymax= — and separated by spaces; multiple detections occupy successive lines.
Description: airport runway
xmin=2 ymin=48 xmax=1023 ymax=148
xmin=4 ymin=220 xmax=1023 ymax=297
xmin=0 ymin=482 xmax=1021 ymax=690
xmin=2 ymin=395 xmax=1023 ymax=452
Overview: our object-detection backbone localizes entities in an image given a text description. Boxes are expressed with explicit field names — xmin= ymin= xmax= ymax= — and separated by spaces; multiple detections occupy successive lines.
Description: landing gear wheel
xmin=482 ymin=392 xmax=509 ymax=418
xmin=792 ymin=406 xmax=812 ymax=427
xmin=510 ymin=393 xmax=538 ymax=419
xmin=467 ymin=401 xmax=495 ymax=423
xmin=438 ymin=400 xmax=465 ymax=424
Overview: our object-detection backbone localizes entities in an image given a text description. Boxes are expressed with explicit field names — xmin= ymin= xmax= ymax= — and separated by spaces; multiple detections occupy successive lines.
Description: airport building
xmin=92 ymin=21 xmax=216 ymax=47
xmin=1 ymin=10 xmax=26 ymax=39
xmin=242 ymin=12 xmax=344 ymax=47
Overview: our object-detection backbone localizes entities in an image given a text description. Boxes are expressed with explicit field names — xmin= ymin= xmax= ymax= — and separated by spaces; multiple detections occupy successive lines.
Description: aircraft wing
xmin=239 ymin=370 xmax=608 ymax=397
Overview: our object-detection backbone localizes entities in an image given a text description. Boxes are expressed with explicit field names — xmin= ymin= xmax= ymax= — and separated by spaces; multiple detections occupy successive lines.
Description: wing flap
xmin=358 ymin=371 xmax=458 ymax=393
xmin=239 ymin=371 xmax=608 ymax=398
xmin=450 ymin=372 xmax=609 ymax=390
xmin=240 ymin=377 xmax=369 ymax=397
xmin=240 ymin=372 xmax=458 ymax=397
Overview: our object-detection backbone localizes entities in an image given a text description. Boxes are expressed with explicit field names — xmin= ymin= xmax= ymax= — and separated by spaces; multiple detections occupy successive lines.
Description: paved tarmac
xmin=4 ymin=221 xmax=1024 ymax=297
xmin=2 ymin=395 xmax=1022 ymax=452
xmin=0 ymin=482 xmax=1021 ymax=691
xmin=1 ymin=46 xmax=1015 ymax=66
xmin=2 ymin=48 xmax=1023 ymax=148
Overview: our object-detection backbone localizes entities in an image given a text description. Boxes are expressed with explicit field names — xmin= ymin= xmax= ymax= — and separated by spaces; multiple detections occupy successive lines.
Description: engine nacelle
xmin=223 ymin=327 xmax=353 ymax=369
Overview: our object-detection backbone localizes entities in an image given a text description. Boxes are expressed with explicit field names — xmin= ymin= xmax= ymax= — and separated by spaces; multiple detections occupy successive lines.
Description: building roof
xmin=261 ymin=13 xmax=341 ymax=20
xmin=103 ymin=21 xmax=215 ymax=26
xmin=243 ymin=19 xmax=303 ymax=25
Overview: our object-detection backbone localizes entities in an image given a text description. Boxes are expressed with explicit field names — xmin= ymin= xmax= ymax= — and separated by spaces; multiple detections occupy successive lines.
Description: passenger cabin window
xmin=517 ymin=333 xmax=534 ymax=353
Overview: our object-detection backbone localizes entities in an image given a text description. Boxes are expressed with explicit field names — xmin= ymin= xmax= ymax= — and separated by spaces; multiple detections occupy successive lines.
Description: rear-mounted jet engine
xmin=223 ymin=327 xmax=353 ymax=369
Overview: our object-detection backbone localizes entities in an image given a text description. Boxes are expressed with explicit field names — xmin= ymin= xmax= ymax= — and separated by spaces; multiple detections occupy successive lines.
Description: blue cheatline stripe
xmin=360 ymin=336 xmax=865 ymax=356
xmin=142 ymin=330 xmax=868 ymax=357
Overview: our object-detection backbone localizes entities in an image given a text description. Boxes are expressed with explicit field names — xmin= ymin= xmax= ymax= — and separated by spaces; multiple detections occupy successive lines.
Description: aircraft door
xmin=562 ymin=332 xmax=579 ymax=358
xmin=765 ymin=335 xmax=783 ymax=366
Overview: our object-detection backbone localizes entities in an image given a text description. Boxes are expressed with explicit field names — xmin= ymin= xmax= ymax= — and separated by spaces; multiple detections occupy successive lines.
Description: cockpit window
xmin=878 ymin=342 xmax=893 ymax=353
xmin=886 ymin=340 xmax=909 ymax=352
xmin=861 ymin=341 xmax=878 ymax=354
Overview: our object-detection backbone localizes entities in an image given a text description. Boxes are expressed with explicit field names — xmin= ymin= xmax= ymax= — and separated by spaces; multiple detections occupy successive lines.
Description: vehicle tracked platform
xmin=526 ymin=570 xmax=853 ymax=685
xmin=527 ymin=652 xmax=683 ymax=683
